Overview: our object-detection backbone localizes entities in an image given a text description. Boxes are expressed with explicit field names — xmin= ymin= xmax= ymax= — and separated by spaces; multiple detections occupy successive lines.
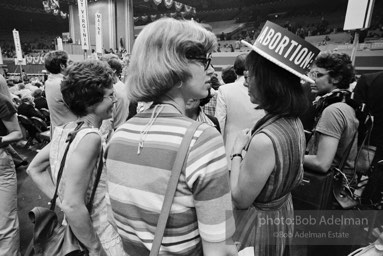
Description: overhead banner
xmin=344 ymin=0 xmax=375 ymax=30
xmin=12 ymin=29 xmax=23 ymax=61
xmin=57 ymin=37 xmax=63 ymax=50
xmin=77 ymin=0 xmax=90 ymax=50
xmin=95 ymin=12 xmax=103 ymax=54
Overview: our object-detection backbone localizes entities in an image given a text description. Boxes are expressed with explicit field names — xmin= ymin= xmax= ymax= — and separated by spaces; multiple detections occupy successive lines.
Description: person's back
xmin=216 ymin=54 xmax=264 ymax=165
xmin=106 ymin=110 xmax=234 ymax=255
xmin=216 ymin=77 xmax=264 ymax=164
xmin=44 ymin=50 xmax=77 ymax=133
xmin=354 ymin=71 xmax=383 ymax=156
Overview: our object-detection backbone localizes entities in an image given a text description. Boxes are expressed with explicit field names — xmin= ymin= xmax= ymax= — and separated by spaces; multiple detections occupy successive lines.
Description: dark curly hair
xmin=246 ymin=51 xmax=308 ymax=118
xmin=313 ymin=51 xmax=355 ymax=90
xmin=44 ymin=50 xmax=68 ymax=74
xmin=61 ymin=60 xmax=114 ymax=116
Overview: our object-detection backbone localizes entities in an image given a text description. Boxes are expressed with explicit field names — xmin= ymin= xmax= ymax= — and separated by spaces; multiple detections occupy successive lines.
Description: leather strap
xmin=149 ymin=121 xmax=201 ymax=256
xmin=50 ymin=121 xmax=84 ymax=210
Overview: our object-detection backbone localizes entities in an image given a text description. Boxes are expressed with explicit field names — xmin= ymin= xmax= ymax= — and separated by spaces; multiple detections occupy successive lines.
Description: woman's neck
xmin=158 ymin=94 xmax=186 ymax=115
xmin=78 ymin=114 xmax=102 ymax=128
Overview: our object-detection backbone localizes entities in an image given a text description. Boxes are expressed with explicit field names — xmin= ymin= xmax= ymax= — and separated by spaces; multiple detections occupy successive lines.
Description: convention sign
xmin=95 ymin=12 xmax=103 ymax=54
xmin=241 ymin=21 xmax=320 ymax=83
xmin=77 ymin=0 xmax=90 ymax=50
xmin=344 ymin=0 xmax=375 ymax=30
xmin=12 ymin=29 xmax=23 ymax=61
xmin=14 ymin=58 xmax=26 ymax=65
xmin=57 ymin=37 xmax=63 ymax=50
xmin=0 ymin=47 xmax=3 ymax=65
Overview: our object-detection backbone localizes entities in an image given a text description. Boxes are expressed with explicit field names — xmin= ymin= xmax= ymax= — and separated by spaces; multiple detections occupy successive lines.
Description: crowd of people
xmin=0 ymin=17 xmax=383 ymax=256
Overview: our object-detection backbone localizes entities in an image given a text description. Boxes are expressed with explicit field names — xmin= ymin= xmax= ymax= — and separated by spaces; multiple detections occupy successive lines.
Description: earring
xmin=177 ymin=82 xmax=183 ymax=88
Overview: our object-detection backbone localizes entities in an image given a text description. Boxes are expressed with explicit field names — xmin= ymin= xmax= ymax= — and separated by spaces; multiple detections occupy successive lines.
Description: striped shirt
xmin=105 ymin=107 xmax=235 ymax=256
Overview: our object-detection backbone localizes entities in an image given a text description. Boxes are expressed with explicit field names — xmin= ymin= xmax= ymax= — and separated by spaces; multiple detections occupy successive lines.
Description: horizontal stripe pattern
xmin=106 ymin=111 xmax=235 ymax=255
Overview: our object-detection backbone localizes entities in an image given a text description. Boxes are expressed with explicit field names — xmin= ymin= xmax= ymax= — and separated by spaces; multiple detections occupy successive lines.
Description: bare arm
xmin=27 ymin=143 xmax=56 ymax=201
xmin=0 ymin=114 xmax=22 ymax=147
xmin=202 ymin=238 xmax=238 ymax=256
xmin=60 ymin=133 xmax=102 ymax=255
xmin=304 ymin=133 xmax=339 ymax=173
xmin=231 ymin=131 xmax=275 ymax=209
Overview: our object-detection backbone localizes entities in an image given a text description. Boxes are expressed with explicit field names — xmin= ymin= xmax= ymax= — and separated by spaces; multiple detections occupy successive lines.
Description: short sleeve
xmin=316 ymin=103 xmax=347 ymax=140
xmin=0 ymin=95 xmax=16 ymax=120
xmin=185 ymin=125 xmax=235 ymax=242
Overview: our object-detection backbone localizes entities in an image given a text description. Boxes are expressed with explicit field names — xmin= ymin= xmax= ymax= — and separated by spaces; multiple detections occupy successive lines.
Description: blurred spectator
xmin=32 ymin=89 xmax=48 ymax=110
xmin=18 ymin=95 xmax=46 ymax=122
xmin=221 ymin=65 xmax=237 ymax=84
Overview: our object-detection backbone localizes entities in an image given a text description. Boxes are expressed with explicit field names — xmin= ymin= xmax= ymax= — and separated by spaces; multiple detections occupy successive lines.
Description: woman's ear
xmin=330 ymin=75 xmax=342 ymax=86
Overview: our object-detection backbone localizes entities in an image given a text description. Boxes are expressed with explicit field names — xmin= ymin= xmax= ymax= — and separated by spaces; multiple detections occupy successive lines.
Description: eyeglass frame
xmin=186 ymin=54 xmax=212 ymax=71
xmin=308 ymin=70 xmax=330 ymax=80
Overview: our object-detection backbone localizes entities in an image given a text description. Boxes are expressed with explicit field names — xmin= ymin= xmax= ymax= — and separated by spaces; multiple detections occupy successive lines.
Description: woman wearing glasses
xmin=230 ymin=48 xmax=308 ymax=255
xmin=105 ymin=18 xmax=237 ymax=256
xmin=27 ymin=60 xmax=126 ymax=256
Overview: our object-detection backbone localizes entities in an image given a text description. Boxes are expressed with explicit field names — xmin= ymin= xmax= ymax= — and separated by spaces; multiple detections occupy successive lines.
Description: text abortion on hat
xmin=241 ymin=21 xmax=320 ymax=83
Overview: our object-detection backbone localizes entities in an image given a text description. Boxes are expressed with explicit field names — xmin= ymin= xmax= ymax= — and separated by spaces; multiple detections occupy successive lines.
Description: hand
xmin=232 ymin=128 xmax=251 ymax=154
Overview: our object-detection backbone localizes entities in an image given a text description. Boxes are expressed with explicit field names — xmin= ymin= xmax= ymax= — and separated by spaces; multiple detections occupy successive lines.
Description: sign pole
xmin=350 ymin=30 xmax=359 ymax=66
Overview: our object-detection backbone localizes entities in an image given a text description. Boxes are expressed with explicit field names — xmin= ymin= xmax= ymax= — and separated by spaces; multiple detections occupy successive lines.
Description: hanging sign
xmin=95 ymin=12 xmax=103 ymax=54
xmin=77 ymin=0 xmax=90 ymax=50
xmin=344 ymin=0 xmax=375 ymax=30
xmin=57 ymin=37 xmax=63 ymax=50
xmin=12 ymin=29 xmax=23 ymax=61
xmin=0 ymin=47 xmax=3 ymax=65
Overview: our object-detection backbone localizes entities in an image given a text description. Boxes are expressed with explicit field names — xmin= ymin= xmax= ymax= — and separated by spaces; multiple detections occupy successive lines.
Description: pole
xmin=350 ymin=30 xmax=359 ymax=66
xmin=84 ymin=50 xmax=87 ymax=60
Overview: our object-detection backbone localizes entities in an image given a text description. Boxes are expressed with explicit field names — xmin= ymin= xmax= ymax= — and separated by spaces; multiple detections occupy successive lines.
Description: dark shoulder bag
xmin=25 ymin=122 xmax=104 ymax=256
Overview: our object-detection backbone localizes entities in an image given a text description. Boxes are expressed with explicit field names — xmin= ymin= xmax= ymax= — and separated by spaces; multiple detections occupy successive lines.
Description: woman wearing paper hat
xmin=230 ymin=21 xmax=319 ymax=255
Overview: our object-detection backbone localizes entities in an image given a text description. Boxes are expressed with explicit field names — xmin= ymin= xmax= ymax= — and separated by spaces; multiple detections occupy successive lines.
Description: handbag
xmin=149 ymin=121 xmax=201 ymax=256
xmin=25 ymin=122 xmax=104 ymax=256
xmin=292 ymin=168 xmax=334 ymax=210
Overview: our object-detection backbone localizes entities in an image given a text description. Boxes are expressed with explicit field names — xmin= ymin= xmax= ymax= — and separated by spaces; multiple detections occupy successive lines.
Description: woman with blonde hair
xmin=105 ymin=18 xmax=237 ymax=256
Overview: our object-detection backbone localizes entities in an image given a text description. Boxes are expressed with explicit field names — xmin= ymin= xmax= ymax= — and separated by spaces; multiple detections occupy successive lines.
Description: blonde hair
xmin=126 ymin=18 xmax=217 ymax=102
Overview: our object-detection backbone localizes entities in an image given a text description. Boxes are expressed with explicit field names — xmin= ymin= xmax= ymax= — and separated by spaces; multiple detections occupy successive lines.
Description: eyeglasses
xmin=186 ymin=54 xmax=212 ymax=71
xmin=104 ymin=91 xmax=117 ymax=102
xmin=308 ymin=71 xmax=329 ymax=80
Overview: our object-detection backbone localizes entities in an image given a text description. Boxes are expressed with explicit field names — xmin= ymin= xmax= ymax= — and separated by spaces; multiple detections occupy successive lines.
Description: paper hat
xmin=241 ymin=21 xmax=320 ymax=83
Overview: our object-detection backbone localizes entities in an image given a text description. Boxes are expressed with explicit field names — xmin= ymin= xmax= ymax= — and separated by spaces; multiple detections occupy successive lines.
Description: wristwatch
xmin=230 ymin=153 xmax=243 ymax=161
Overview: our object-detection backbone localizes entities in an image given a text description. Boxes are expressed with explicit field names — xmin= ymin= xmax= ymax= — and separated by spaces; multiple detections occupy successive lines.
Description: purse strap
xmin=86 ymin=149 xmax=103 ymax=212
xmin=149 ymin=121 xmax=201 ymax=256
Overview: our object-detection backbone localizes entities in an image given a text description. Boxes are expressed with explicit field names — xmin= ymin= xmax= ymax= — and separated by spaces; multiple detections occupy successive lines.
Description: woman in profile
xmin=230 ymin=49 xmax=307 ymax=255
xmin=105 ymin=18 xmax=237 ymax=256
xmin=27 ymin=60 xmax=126 ymax=256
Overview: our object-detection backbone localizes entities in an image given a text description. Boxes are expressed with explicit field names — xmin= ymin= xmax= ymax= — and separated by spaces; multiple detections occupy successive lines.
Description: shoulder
xmin=323 ymin=102 xmax=354 ymax=116
xmin=250 ymin=132 xmax=273 ymax=151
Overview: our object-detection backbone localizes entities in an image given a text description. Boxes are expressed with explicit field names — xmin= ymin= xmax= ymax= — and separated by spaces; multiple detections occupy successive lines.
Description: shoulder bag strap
xmin=50 ymin=121 xmax=84 ymax=210
xmin=149 ymin=121 xmax=201 ymax=256
xmin=338 ymin=131 xmax=357 ymax=171
xmin=86 ymin=148 xmax=104 ymax=212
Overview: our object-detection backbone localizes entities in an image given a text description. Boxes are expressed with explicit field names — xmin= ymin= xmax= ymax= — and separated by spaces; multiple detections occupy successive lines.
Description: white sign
xmin=57 ymin=37 xmax=63 ymax=50
xmin=0 ymin=47 xmax=3 ymax=65
xmin=77 ymin=0 xmax=90 ymax=50
xmin=95 ymin=12 xmax=103 ymax=54
xmin=344 ymin=0 xmax=375 ymax=30
xmin=14 ymin=58 xmax=26 ymax=65
xmin=12 ymin=29 xmax=23 ymax=61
